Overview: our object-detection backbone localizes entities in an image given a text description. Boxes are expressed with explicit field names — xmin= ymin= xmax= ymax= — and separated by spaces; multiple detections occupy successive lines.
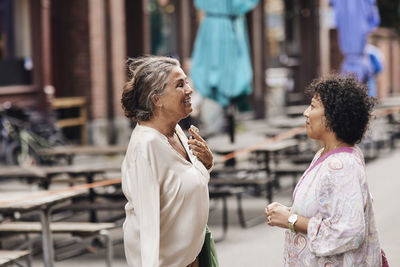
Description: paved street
xmin=27 ymin=145 xmax=400 ymax=266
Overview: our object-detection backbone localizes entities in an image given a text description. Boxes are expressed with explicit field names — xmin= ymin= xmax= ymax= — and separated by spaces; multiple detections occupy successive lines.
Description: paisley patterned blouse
xmin=284 ymin=146 xmax=381 ymax=266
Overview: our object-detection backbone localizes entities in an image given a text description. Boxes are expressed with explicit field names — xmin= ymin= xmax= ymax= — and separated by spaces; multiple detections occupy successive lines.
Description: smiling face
xmin=157 ymin=66 xmax=193 ymax=121
xmin=303 ymin=94 xmax=330 ymax=141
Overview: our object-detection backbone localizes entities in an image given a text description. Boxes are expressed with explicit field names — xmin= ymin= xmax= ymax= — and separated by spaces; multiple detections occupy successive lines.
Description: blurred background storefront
xmin=0 ymin=0 xmax=399 ymax=145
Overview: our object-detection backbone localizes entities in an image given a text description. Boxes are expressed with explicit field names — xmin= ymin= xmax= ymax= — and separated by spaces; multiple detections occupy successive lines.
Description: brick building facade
xmin=1 ymin=0 xmax=398 ymax=145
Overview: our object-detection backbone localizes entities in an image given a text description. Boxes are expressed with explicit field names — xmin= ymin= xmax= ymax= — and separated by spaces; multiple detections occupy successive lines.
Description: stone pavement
xmin=27 ymin=146 xmax=400 ymax=266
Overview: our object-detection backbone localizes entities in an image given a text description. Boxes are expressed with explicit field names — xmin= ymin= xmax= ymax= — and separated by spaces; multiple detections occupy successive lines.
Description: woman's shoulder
xmin=134 ymin=124 xmax=166 ymax=142
xmin=128 ymin=125 xmax=169 ymax=154
xmin=324 ymin=147 xmax=365 ymax=172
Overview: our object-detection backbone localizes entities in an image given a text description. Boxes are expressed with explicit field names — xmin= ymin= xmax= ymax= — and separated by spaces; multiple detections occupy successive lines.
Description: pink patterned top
xmin=284 ymin=146 xmax=381 ymax=266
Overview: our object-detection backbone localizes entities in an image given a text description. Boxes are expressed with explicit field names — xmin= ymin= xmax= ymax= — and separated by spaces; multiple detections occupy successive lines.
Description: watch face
xmin=289 ymin=214 xmax=298 ymax=223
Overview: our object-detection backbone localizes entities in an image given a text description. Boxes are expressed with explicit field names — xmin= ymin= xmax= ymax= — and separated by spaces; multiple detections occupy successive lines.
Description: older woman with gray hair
xmin=121 ymin=55 xmax=216 ymax=267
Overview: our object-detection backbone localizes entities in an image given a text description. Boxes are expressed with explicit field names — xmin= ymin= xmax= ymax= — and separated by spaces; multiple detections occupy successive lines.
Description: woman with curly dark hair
xmin=265 ymin=75 xmax=383 ymax=266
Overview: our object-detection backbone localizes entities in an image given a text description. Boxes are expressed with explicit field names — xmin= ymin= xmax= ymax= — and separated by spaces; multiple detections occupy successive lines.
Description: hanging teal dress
xmin=191 ymin=0 xmax=259 ymax=107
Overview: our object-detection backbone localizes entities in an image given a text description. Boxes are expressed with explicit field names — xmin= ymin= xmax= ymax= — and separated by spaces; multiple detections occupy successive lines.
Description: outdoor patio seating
xmin=0 ymin=250 xmax=30 ymax=267
xmin=0 ymin=222 xmax=116 ymax=267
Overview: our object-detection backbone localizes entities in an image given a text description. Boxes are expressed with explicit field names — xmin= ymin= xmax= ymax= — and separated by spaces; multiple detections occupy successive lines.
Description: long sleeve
xmin=307 ymin=160 xmax=366 ymax=257
xmin=125 ymin=154 xmax=160 ymax=267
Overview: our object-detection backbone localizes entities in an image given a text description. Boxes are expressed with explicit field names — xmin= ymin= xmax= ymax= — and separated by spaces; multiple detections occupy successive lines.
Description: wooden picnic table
xmin=0 ymin=250 xmax=30 ymax=267
xmin=208 ymin=138 xmax=301 ymax=232
xmin=377 ymin=96 xmax=400 ymax=109
xmin=268 ymin=116 xmax=305 ymax=128
xmin=250 ymin=138 xmax=299 ymax=201
xmin=207 ymin=132 xmax=266 ymax=153
xmin=254 ymin=138 xmax=298 ymax=152
xmin=374 ymin=100 xmax=400 ymax=149
xmin=0 ymin=162 xmax=121 ymax=188
xmin=0 ymin=162 xmax=120 ymax=181
xmin=0 ymin=165 xmax=46 ymax=179
xmin=207 ymin=132 xmax=299 ymax=165
xmin=208 ymin=132 xmax=300 ymax=202
xmin=38 ymin=145 xmax=126 ymax=164
xmin=41 ymin=162 xmax=122 ymax=222
xmin=254 ymin=127 xmax=288 ymax=137
xmin=242 ymin=120 xmax=287 ymax=137
xmin=253 ymin=138 xmax=299 ymax=169
xmin=40 ymin=161 xmax=121 ymax=183
xmin=0 ymin=189 xmax=87 ymax=267
xmin=0 ymin=179 xmax=120 ymax=267
xmin=0 ymin=162 xmax=122 ymax=222
xmin=285 ymin=105 xmax=308 ymax=117
xmin=207 ymin=133 xmax=266 ymax=166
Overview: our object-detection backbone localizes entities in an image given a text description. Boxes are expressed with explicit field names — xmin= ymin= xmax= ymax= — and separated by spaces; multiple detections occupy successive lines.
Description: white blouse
xmin=121 ymin=124 xmax=210 ymax=267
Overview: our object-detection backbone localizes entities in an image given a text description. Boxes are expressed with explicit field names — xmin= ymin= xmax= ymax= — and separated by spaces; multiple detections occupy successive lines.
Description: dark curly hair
xmin=306 ymin=75 xmax=376 ymax=145
xmin=121 ymin=55 xmax=180 ymax=121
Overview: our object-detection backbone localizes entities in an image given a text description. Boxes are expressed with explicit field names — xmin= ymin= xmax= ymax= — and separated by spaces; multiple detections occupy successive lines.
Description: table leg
xmin=264 ymin=152 xmax=271 ymax=175
xmin=86 ymin=173 xmax=97 ymax=222
xmin=263 ymin=152 xmax=273 ymax=202
xmin=40 ymin=208 xmax=55 ymax=267
xmin=272 ymin=151 xmax=281 ymax=189
xmin=67 ymin=155 xmax=73 ymax=165
xmin=100 ymin=230 xmax=113 ymax=267
xmin=236 ymin=193 xmax=266 ymax=228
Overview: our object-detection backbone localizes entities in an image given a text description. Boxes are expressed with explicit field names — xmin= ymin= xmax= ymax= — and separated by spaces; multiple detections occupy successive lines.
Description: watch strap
xmin=289 ymin=221 xmax=296 ymax=233
xmin=288 ymin=214 xmax=298 ymax=233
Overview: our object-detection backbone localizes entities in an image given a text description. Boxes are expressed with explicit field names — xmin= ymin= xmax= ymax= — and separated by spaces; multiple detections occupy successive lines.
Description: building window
xmin=0 ymin=0 xmax=33 ymax=86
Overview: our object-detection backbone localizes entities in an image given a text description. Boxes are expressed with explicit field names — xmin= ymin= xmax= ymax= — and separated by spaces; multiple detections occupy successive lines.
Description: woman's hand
xmin=188 ymin=126 xmax=213 ymax=169
xmin=265 ymin=202 xmax=291 ymax=229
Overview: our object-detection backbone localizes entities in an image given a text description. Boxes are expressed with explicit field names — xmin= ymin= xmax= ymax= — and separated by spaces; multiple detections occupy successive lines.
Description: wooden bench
xmin=52 ymin=97 xmax=87 ymax=144
xmin=0 ymin=166 xmax=46 ymax=181
xmin=0 ymin=250 xmax=30 ymax=267
xmin=38 ymin=145 xmax=126 ymax=165
xmin=0 ymin=222 xmax=116 ymax=267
